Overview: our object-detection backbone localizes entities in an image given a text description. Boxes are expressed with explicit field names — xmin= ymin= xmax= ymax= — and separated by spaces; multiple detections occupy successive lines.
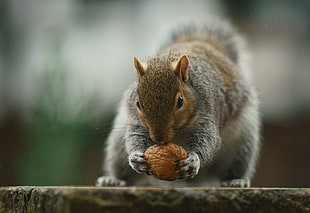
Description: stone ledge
xmin=0 ymin=186 xmax=309 ymax=213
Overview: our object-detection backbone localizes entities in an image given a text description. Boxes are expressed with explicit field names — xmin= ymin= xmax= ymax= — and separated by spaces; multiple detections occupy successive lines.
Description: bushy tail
xmin=165 ymin=21 xmax=247 ymax=66
xmin=163 ymin=21 xmax=251 ymax=81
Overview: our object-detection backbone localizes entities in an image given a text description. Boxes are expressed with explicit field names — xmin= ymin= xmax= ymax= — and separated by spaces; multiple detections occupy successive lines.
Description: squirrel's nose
xmin=153 ymin=135 xmax=165 ymax=143
xmin=149 ymin=131 xmax=165 ymax=143
xmin=149 ymin=133 xmax=164 ymax=143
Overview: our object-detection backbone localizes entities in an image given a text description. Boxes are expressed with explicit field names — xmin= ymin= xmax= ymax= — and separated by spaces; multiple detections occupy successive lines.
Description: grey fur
xmin=96 ymin=22 xmax=261 ymax=187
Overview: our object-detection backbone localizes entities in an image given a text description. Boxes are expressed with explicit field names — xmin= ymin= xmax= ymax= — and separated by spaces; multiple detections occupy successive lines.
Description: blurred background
xmin=0 ymin=0 xmax=309 ymax=187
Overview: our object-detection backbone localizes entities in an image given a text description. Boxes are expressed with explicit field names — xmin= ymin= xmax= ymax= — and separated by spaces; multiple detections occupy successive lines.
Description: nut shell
xmin=144 ymin=142 xmax=188 ymax=181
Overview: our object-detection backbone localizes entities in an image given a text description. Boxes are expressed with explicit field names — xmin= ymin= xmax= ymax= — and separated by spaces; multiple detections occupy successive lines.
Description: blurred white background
xmin=0 ymin=0 xmax=309 ymax=187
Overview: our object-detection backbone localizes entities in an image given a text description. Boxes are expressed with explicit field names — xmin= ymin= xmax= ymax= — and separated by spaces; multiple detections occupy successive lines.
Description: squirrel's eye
xmin=136 ymin=101 xmax=141 ymax=110
xmin=176 ymin=95 xmax=184 ymax=109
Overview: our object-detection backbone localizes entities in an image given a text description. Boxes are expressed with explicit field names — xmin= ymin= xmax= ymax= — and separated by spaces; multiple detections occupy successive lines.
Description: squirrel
xmin=96 ymin=22 xmax=261 ymax=187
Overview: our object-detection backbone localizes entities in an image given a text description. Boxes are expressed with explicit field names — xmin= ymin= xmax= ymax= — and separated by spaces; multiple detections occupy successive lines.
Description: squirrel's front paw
xmin=96 ymin=176 xmax=126 ymax=186
xmin=178 ymin=152 xmax=200 ymax=179
xmin=129 ymin=151 xmax=151 ymax=175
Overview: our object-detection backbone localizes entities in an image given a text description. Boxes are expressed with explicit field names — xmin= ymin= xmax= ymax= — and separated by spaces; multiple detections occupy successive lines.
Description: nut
xmin=144 ymin=142 xmax=188 ymax=181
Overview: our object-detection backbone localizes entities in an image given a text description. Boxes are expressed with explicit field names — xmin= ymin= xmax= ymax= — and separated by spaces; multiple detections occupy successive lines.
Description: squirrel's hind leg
xmin=220 ymin=178 xmax=250 ymax=187
xmin=97 ymin=105 xmax=129 ymax=186
xmin=218 ymin=100 xmax=261 ymax=188
xmin=96 ymin=176 xmax=126 ymax=186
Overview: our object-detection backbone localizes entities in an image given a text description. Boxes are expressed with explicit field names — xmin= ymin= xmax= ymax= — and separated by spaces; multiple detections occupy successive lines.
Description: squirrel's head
xmin=134 ymin=54 xmax=196 ymax=143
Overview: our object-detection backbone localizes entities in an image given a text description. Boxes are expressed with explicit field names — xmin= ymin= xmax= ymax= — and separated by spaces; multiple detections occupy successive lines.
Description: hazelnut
xmin=144 ymin=142 xmax=188 ymax=181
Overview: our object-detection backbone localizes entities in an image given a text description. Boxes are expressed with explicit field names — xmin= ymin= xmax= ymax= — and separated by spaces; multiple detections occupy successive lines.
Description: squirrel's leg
xmin=219 ymin=136 xmax=259 ymax=188
xmin=96 ymin=129 xmax=129 ymax=186
xmin=96 ymin=107 xmax=129 ymax=186
xmin=179 ymin=122 xmax=221 ymax=179
xmin=219 ymin=149 xmax=254 ymax=188
xmin=219 ymin=136 xmax=260 ymax=188
xmin=126 ymin=125 xmax=154 ymax=175
xmin=218 ymin=102 xmax=260 ymax=188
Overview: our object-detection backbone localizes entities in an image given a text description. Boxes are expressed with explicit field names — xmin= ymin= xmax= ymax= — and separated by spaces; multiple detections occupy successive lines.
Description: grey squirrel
xmin=96 ymin=22 xmax=261 ymax=187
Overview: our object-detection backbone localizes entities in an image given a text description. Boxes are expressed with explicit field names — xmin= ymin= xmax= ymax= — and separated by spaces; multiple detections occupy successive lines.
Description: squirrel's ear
xmin=134 ymin=56 xmax=147 ymax=77
xmin=173 ymin=54 xmax=189 ymax=82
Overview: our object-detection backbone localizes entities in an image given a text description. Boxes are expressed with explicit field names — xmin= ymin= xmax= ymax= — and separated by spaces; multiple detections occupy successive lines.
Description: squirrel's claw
xmin=178 ymin=152 xmax=200 ymax=179
xmin=129 ymin=151 xmax=151 ymax=175
xmin=96 ymin=176 xmax=126 ymax=186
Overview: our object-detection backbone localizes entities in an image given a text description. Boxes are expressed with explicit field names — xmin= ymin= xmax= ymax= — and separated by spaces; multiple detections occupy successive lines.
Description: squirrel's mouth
xmin=149 ymin=130 xmax=175 ymax=143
